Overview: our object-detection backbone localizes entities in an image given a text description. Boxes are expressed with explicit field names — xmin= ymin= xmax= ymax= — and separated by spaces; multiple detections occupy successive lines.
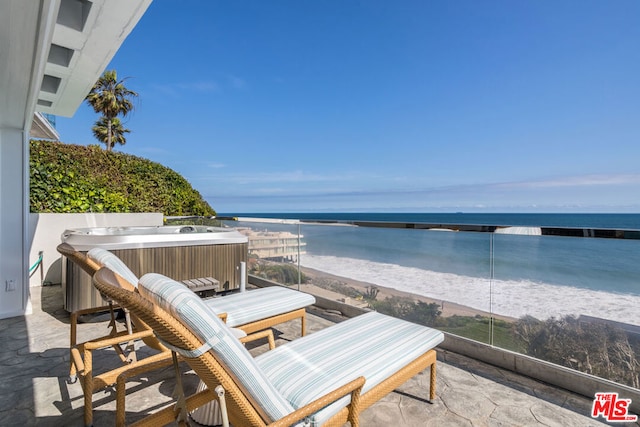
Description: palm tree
xmin=85 ymin=70 xmax=137 ymax=151
xmin=92 ymin=117 xmax=130 ymax=150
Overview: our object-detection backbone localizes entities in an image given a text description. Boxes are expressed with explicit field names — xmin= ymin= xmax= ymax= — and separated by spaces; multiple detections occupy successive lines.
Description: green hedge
xmin=30 ymin=139 xmax=215 ymax=216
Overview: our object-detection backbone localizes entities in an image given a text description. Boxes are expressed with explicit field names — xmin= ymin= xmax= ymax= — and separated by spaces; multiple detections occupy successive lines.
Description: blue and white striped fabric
xmin=87 ymin=248 xmax=139 ymax=287
xmin=256 ymin=311 xmax=444 ymax=426
xmin=136 ymin=273 xmax=444 ymax=427
xmin=137 ymin=273 xmax=295 ymax=422
xmin=205 ymin=287 xmax=315 ymax=327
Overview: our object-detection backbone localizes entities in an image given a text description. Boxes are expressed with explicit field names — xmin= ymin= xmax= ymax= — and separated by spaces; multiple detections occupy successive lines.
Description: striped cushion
xmin=87 ymin=248 xmax=139 ymax=287
xmin=256 ymin=311 xmax=444 ymax=426
xmin=137 ymin=273 xmax=295 ymax=422
xmin=205 ymin=287 xmax=315 ymax=327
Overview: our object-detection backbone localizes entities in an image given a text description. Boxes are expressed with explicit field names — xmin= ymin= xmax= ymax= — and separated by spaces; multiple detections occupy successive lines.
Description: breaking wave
xmin=301 ymin=254 xmax=640 ymax=325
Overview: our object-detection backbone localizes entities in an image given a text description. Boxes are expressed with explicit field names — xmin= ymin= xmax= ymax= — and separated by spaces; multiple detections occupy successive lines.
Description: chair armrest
xmin=83 ymin=329 xmax=158 ymax=351
xmin=267 ymin=376 xmax=366 ymax=427
xmin=70 ymin=304 xmax=120 ymax=347
xmin=239 ymin=329 xmax=276 ymax=350
xmin=72 ymin=304 xmax=119 ymax=317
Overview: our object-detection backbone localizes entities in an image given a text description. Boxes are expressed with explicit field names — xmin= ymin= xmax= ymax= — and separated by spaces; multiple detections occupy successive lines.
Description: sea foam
xmin=301 ymin=254 xmax=640 ymax=325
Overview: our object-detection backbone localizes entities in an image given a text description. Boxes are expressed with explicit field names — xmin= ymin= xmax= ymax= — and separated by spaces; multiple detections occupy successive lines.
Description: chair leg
xmin=69 ymin=311 xmax=79 ymax=382
xmin=171 ymin=352 xmax=190 ymax=426
xmin=301 ymin=313 xmax=307 ymax=336
xmin=429 ymin=362 xmax=437 ymax=401
xmin=108 ymin=302 xmax=117 ymax=332
xmin=347 ymin=381 xmax=364 ymax=427
xmin=115 ymin=373 xmax=127 ymax=427
xmin=123 ymin=309 xmax=137 ymax=363
xmin=83 ymin=348 xmax=94 ymax=427
xmin=214 ymin=386 xmax=230 ymax=427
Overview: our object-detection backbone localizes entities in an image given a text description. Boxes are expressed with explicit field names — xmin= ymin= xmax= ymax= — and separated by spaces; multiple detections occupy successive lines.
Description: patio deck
xmin=0 ymin=284 xmax=634 ymax=426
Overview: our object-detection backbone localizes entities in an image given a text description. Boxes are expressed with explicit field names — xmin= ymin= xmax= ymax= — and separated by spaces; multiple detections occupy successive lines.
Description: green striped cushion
xmin=205 ymin=287 xmax=315 ymax=327
xmin=87 ymin=248 xmax=139 ymax=287
xmin=137 ymin=273 xmax=295 ymax=422
xmin=256 ymin=311 xmax=444 ymax=426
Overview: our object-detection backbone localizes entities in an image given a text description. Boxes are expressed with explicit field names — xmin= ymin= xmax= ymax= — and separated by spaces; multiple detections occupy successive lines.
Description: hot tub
xmin=61 ymin=225 xmax=249 ymax=312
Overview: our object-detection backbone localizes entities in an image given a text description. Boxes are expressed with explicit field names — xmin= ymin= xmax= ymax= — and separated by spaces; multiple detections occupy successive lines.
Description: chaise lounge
xmin=57 ymin=243 xmax=315 ymax=426
xmin=93 ymin=267 xmax=445 ymax=427
xmin=86 ymin=246 xmax=315 ymax=336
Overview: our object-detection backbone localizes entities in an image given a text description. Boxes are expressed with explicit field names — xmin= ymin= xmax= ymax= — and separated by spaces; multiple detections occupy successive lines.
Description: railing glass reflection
xmin=167 ymin=215 xmax=640 ymax=389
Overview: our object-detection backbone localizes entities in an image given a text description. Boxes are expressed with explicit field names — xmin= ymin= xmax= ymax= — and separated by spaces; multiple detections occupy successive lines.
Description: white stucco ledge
xmin=28 ymin=213 xmax=163 ymax=288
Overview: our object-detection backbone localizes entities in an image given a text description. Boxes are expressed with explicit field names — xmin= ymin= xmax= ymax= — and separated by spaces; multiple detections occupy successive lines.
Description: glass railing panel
xmin=221 ymin=218 xmax=305 ymax=288
xmin=492 ymin=231 xmax=640 ymax=387
xmin=386 ymin=227 xmax=494 ymax=344
xmin=213 ymin=215 xmax=639 ymax=389
xmin=220 ymin=217 xmax=496 ymax=344
xmin=310 ymin=224 xmax=497 ymax=343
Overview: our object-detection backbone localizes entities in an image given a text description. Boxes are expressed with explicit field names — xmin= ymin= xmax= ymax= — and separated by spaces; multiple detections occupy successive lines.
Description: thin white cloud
xmin=209 ymin=170 xmax=369 ymax=185
xmin=495 ymin=174 xmax=640 ymax=189
xmin=148 ymin=84 xmax=179 ymax=97
xmin=151 ymin=75 xmax=247 ymax=95
xmin=134 ymin=146 xmax=172 ymax=155
xmin=150 ymin=81 xmax=219 ymax=97
xmin=177 ymin=81 xmax=220 ymax=92
xmin=228 ymin=75 xmax=247 ymax=90
xmin=253 ymin=187 xmax=287 ymax=195
xmin=201 ymin=171 xmax=640 ymax=212
xmin=207 ymin=162 xmax=225 ymax=169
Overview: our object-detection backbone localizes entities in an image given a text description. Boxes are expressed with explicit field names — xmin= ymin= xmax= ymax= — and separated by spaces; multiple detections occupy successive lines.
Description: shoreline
xmin=299 ymin=265 xmax=516 ymax=322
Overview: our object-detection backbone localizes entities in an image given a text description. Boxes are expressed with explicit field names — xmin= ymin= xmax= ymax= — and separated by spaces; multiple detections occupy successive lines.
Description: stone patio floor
xmin=0 ymin=284 xmax=638 ymax=426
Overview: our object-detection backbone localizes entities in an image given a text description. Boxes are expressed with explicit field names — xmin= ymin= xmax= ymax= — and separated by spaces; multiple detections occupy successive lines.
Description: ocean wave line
xmin=300 ymin=254 xmax=640 ymax=325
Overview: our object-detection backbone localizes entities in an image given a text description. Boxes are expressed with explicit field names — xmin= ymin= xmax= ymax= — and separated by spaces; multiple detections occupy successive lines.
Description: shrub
xmin=30 ymin=140 xmax=215 ymax=215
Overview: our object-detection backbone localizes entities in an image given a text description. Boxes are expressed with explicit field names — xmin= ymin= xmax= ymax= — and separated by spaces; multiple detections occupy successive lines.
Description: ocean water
xmin=231 ymin=212 xmax=640 ymax=229
xmin=226 ymin=213 xmax=640 ymax=324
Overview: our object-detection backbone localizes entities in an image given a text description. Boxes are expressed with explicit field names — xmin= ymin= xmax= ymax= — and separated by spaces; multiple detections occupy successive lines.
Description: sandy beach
xmin=299 ymin=265 xmax=515 ymax=322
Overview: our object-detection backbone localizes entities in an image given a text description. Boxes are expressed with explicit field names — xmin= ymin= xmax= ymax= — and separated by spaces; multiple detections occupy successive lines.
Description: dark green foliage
xmin=370 ymin=296 xmax=442 ymax=327
xmin=305 ymin=278 xmax=361 ymax=298
xmin=406 ymin=301 xmax=443 ymax=326
xmin=86 ymin=70 xmax=137 ymax=150
xmin=263 ymin=264 xmax=306 ymax=285
xmin=29 ymin=139 xmax=215 ymax=215
xmin=437 ymin=315 xmax=518 ymax=349
xmin=514 ymin=315 xmax=640 ymax=388
xmin=92 ymin=116 xmax=130 ymax=149
xmin=165 ymin=217 xmax=223 ymax=227
xmin=363 ymin=286 xmax=379 ymax=301
xmin=249 ymin=260 xmax=308 ymax=286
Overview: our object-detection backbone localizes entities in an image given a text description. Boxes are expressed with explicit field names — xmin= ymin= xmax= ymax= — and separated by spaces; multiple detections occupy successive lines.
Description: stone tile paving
xmin=0 ymin=285 xmax=638 ymax=426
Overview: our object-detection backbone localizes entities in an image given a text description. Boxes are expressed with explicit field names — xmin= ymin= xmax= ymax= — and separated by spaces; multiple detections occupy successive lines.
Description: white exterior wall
xmin=28 ymin=212 xmax=163 ymax=289
xmin=0 ymin=0 xmax=151 ymax=320
xmin=0 ymin=128 xmax=29 ymax=318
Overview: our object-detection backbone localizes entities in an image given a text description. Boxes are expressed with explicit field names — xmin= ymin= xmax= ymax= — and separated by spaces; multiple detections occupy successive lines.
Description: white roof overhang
xmin=30 ymin=112 xmax=60 ymax=140
xmin=0 ymin=0 xmax=152 ymax=132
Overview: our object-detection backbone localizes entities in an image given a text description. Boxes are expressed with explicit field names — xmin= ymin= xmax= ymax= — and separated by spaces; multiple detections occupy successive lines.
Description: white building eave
xmin=1 ymin=0 xmax=152 ymax=129
xmin=37 ymin=0 xmax=152 ymax=118
xmin=0 ymin=0 xmax=152 ymax=320
xmin=30 ymin=112 xmax=60 ymax=140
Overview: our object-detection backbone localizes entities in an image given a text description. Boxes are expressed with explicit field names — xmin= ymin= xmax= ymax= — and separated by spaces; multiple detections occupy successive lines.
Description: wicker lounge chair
xmin=57 ymin=243 xmax=315 ymax=427
xmin=56 ymin=243 xmax=143 ymax=373
xmin=85 ymin=247 xmax=315 ymax=336
xmin=93 ymin=267 xmax=445 ymax=427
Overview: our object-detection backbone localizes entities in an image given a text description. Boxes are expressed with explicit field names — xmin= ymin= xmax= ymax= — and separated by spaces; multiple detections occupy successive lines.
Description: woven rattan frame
xmin=58 ymin=243 xmax=172 ymax=427
xmin=59 ymin=243 xmax=312 ymax=426
xmin=239 ymin=307 xmax=308 ymax=335
xmin=93 ymin=267 xmax=438 ymax=427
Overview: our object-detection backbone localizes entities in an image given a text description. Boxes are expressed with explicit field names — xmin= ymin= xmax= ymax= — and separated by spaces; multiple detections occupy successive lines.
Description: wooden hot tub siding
xmin=62 ymin=242 xmax=248 ymax=312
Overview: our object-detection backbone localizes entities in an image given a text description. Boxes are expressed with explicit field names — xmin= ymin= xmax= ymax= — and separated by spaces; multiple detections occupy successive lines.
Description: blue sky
xmin=57 ymin=1 xmax=640 ymax=213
